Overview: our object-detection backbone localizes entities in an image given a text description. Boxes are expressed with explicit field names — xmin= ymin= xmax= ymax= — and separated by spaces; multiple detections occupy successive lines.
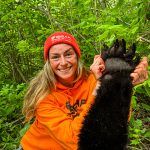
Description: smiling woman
xmin=20 ymin=32 xmax=98 ymax=150
xmin=20 ymin=32 xmax=148 ymax=150
xmin=49 ymin=44 xmax=78 ymax=87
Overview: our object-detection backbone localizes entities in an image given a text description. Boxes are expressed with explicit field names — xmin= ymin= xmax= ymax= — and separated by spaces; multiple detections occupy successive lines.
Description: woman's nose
xmin=60 ymin=56 xmax=67 ymax=65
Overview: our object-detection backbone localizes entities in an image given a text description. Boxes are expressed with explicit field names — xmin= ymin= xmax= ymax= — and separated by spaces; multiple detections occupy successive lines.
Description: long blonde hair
xmin=22 ymin=59 xmax=89 ymax=122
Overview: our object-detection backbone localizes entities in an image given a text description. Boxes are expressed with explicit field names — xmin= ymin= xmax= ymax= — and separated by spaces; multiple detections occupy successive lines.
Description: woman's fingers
xmin=131 ymin=57 xmax=149 ymax=86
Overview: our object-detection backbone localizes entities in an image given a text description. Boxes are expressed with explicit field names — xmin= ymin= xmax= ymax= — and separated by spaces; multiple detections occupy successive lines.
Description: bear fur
xmin=78 ymin=39 xmax=140 ymax=150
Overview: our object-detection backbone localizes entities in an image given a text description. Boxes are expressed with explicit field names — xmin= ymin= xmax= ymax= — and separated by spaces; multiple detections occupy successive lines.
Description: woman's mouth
xmin=58 ymin=67 xmax=72 ymax=72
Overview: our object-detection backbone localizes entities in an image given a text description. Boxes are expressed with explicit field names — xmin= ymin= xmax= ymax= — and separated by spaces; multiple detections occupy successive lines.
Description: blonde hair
xmin=22 ymin=59 xmax=89 ymax=122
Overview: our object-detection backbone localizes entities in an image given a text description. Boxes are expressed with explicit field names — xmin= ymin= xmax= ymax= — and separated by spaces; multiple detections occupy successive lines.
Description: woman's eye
xmin=51 ymin=56 xmax=59 ymax=60
xmin=65 ymin=52 xmax=72 ymax=57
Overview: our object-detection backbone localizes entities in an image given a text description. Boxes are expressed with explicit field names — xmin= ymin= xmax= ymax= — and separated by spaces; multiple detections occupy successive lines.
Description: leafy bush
xmin=0 ymin=83 xmax=26 ymax=150
xmin=128 ymin=77 xmax=150 ymax=149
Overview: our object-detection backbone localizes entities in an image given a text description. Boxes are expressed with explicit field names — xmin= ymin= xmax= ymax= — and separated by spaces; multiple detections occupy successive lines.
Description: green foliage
xmin=129 ymin=75 xmax=150 ymax=149
xmin=0 ymin=0 xmax=150 ymax=149
xmin=129 ymin=99 xmax=150 ymax=149
xmin=0 ymin=83 xmax=26 ymax=149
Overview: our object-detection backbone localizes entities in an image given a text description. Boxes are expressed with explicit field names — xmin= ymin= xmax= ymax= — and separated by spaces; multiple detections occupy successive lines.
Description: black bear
xmin=78 ymin=39 xmax=140 ymax=150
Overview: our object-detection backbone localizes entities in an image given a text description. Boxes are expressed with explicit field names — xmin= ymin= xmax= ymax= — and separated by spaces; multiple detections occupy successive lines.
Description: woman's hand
xmin=130 ymin=57 xmax=149 ymax=86
xmin=90 ymin=55 xmax=105 ymax=79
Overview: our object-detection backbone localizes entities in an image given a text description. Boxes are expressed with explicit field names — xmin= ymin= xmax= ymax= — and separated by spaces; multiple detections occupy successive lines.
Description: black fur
xmin=78 ymin=39 xmax=140 ymax=150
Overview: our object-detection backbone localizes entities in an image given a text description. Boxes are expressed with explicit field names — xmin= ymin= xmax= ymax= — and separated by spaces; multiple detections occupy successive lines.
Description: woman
xmin=20 ymin=31 xmax=148 ymax=150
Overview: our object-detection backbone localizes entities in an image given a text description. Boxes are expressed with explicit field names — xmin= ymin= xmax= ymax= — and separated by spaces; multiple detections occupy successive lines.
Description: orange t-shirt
xmin=21 ymin=73 xmax=97 ymax=150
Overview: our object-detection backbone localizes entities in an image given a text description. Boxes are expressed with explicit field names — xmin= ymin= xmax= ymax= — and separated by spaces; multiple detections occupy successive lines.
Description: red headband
xmin=44 ymin=31 xmax=81 ymax=60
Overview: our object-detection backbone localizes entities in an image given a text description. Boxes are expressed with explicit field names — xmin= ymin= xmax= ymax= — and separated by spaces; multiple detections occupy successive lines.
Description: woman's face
xmin=49 ymin=43 xmax=78 ymax=86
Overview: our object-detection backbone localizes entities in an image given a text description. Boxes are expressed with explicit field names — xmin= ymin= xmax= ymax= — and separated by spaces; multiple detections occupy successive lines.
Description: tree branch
xmin=137 ymin=37 xmax=150 ymax=43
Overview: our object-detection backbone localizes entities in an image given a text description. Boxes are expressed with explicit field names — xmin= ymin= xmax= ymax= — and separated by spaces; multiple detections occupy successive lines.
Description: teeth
xmin=59 ymin=68 xmax=70 ymax=72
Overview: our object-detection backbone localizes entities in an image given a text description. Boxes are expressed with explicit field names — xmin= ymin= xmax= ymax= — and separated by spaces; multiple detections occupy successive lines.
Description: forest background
xmin=0 ymin=0 xmax=150 ymax=149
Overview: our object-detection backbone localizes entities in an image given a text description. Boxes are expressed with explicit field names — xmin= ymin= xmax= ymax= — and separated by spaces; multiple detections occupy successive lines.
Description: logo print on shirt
xmin=66 ymin=99 xmax=86 ymax=119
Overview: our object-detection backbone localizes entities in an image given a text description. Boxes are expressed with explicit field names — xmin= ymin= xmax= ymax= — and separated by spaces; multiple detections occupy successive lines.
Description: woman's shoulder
xmin=85 ymin=72 xmax=97 ymax=83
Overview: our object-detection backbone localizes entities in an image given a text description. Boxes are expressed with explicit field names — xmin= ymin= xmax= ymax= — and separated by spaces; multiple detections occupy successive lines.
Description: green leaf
xmin=131 ymin=26 xmax=139 ymax=35
xmin=97 ymin=31 xmax=109 ymax=41
xmin=16 ymin=40 xmax=29 ymax=54
xmin=144 ymin=131 xmax=150 ymax=138
xmin=132 ymin=96 xmax=137 ymax=108
xmin=130 ymin=139 xmax=140 ymax=145
xmin=144 ymin=83 xmax=150 ymax=97
xmin=141 ymin=103 xmax=150 ymax=111
xmin=135 ymin=119 xmax=143 ymax=128
xmin=19 ymin=123 xmax=30 ymax=137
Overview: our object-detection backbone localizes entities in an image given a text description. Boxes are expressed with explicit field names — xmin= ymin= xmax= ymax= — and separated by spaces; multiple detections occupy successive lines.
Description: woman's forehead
xmin=49 ymin=43 xmax=75 ymax=54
